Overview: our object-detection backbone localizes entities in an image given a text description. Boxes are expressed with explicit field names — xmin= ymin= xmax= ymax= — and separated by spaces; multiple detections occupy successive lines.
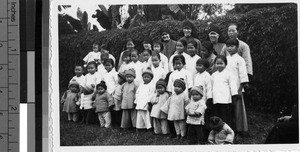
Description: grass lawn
xmin=60 ymin=107 xmax=276 ymax=146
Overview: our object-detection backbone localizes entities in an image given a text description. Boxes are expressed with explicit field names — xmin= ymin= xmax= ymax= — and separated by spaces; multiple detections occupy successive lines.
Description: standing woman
xmin=160 ymin=28 xmax=177 ymax=59
xmin=179 ymin=20 xmax=202 ymax=56
xmin=206 ymin=24 xmax=226 ymax=55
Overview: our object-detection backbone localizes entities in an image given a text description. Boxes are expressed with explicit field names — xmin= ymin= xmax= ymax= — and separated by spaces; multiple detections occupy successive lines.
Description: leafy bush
xmin=59 ymin=4 xmax=297 ymax=113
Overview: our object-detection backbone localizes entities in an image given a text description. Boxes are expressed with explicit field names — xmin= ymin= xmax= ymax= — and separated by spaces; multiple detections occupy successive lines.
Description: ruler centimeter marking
xmin=0 ymin=0 xmax=20 ymax=152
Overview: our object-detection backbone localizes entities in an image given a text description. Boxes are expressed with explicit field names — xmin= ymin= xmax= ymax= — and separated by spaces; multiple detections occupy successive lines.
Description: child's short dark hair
xmin=214 ymin=55 xmax=227 ymax=65
xmin=96 ymin=81 xmax=107 ymax=90
xmin=100 ymin=44 xmax=108 ymax=50
xmin=101 ymin=52 xmax=109 ymax=60
xmin=87 ymin=61 xmax=97 ymax=68
xmin=202 ymin=41 xmax=214 ymax=52
xmin=103 ymin=58 xmax=114 ymax=67
xmin=143 ymin=49 xmax=152 ymax=56
xmin=152 ymin=52 xmax=161 ymax=60
xmin=173 ymin=54 xmax=186 ymax=65
xmin=152 ymin=41 xmax=164 ymax=51
xmin=178 ymin=39 xmax=187 ymax=47
xmin=196 ymin=58 xmax=209 ymax=69
xmin=75 ymin=64 xmax=84 ymax=69
xmin=225 ymin=38 xmax=239 ymax=47
xmin=122 ymin=51 xmax=131 ymax=58
xmin=187 ymin=39 xmax=198 ymax=48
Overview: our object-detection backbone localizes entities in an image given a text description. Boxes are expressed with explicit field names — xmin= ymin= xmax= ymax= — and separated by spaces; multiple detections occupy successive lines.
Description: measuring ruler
xmin=0 ymin=0 xmax=20 ymax=151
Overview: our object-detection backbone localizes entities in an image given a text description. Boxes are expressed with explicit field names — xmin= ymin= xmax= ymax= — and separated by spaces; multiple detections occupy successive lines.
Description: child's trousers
xmin=111 ymin=110 xmax=122 ymax=127
xmin=187 ymin=124 xmax=204 ymax=144
xmin=153 ymin=118 xmax=169 ymax=134
xmin=67 ymin=112 xmax=79 ymax=122
xmin=121 ymin=109 xmax=137 ymax=128
xmin=97 ymin=111 xmax=111 ymax=128
xmin=136 ymin=110 xmax=152 ymax=129
xmin=80 ymin=108 xmax=93 ymax=124
xmin=173 ymin=120 xmax=186 ymax=137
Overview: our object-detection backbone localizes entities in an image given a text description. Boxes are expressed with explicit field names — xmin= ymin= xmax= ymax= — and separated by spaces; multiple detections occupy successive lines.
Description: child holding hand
xmin=92 ymin=81 xmax=114 ymax=128
xmin=150 ymin=79 xmax=170 ymax=135
xmin=61 ymin=80 xmax=80 ymax=122
xmin=185 ymin=86 xmax=207 ymax=144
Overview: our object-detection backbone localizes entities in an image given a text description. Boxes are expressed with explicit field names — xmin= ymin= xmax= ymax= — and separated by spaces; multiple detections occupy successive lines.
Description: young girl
xmin=185 ymin=86 xmax=207 ymax=144
xmin=141 ymin=49 xmax=151 ymax=69
xmin=135 ymin=68 xmax=155 ymax=131
xmin=120 ymin=69 xmax=138 ymax=129
xmin=103 ymin=59 xmax=118 ymax=94
xmin=167 ymin=54 xmax=193 ymax=95
xmin=83 ymin=43 xmax=101 ymax=67
xmin=92 ymin=81 xmax=114 ymax=128
xmin=111 ymin=72 xmax=126 ymax=127
xmin=118 ymin=51 xmax=131 ymax=73
xmin=211 ymin=55 xmax=238 ymax=128
xmin=84 ymin=61 xmax=102 ymax=92
xmin=118 ymin=38 xmax=135 ymax=70
xmin=128 ymin=49 xmax=144 ymax=85
xmin=225 ymin=38 xmax=249 ymax=134
xmin=200 ymin=41 xmax=216 ymax=74
xmin=61 ymin=80 xmax=80 ymax=122
xmin=193 ymin=58 xmax=213 ymax=140
xmin=97 ymin=53 xmax=110 ymax=77
xmin=150 ymin=52 xmax=166 ymax=84
xmin=150 ymin=79 xmax=170 ymax=135
xmin=100 ymin=44 xmax=116 ymax=64
xmin=186 ymin=39 xmax=201 ymax=77
xmin=69 ymin=65 xmax=85 ymax=92
xmin=208 ymin=116 xmax=234 ymax=144
xmin=148 ymin=41 xmax=169 ymax=73
xmin=169 ymin=39 xmax=190 ymax=72
xmin=161 ymin=78 xmax=189 ymax=140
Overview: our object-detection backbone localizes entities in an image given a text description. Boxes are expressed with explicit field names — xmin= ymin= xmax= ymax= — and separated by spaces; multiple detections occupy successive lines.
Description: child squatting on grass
xmin=92 ymin=81 xmax=115 ymax=128
xmin=208 ymin=116 xmax=234 ymax=144
xmin=161 ymin=78 xmax=189 ymax=141
xmin=61 ymin=80 xmax=81 ymax=122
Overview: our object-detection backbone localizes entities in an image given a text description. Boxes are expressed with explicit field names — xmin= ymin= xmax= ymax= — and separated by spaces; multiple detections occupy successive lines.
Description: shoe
xmin=175 ymin=135 xmax=181 ymax=140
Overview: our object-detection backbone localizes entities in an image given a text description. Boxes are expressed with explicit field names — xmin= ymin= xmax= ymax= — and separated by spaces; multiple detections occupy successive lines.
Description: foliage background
xmin=59 ymin=4 xmax=298 ymax=113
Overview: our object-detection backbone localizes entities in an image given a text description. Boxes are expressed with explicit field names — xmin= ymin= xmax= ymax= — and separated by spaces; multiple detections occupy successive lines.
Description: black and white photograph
xmin=49 ymin=0 xmax=299 ymax=151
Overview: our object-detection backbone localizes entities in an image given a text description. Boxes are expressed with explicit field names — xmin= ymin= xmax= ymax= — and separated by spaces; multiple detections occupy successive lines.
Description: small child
xmin=100 ymin=44 xmax=116 ymax=64
xmin=118 ymin=51 xmax=131 ymax=73
xmin=150 ymin=79 xmax=170 ymax=135
xmin=79 ymin=86 xmax=94 ymax=125
xmin=61 ymin=80 xmax=80 ymax=122
xmin=208 ymin=116 xmax=234 ymax=144
xmin=149 ymin=41 xmax=169 ymax=73
xmin=225 ymin=38 xmax=249 ymax=133
xmin=103 ymin=58 xmax=118 ymax=94
xmin=128 ymin=49 xmax=144 ymax=85
xmin=120 ymin=69 xmax=138 ymax=129
xmin=135 ymin=68 xmax=155 ymax=130
xmin=169 ymin=39 xmax=190 ymax=72
xmin=111 ymin=72 xmax=126 ymax=127
xmin=69 ymin=65 xmax=85 ymax=92
xmin=142 ymin=38 xmax=152 ymax=51
xmin=167 ymin=54 xmax=193 ymax=95
xmin=185 ymin=86 xmax=207 ymax=144
xmin=84 ymin=61 xmax=102 ymax=92
xmin=92 ymin=81 xmax=114 ymax=128
xmin=186 ymin=39 xmax=201 ymax=77
xmin=150 ymin=52 xmax=166 ymax=84
xmin=83 ymin=43 xmax=101 ymax=67
xmin=200 ymin=41 xmax=216 ymax=74
xmin=211 ymin=55 xmax=238 ymax=128
xmin=161 ymin=78 xmax=189 ymax=140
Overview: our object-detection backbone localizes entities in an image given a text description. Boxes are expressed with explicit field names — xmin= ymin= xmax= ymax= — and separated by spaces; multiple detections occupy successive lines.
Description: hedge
xmin=59 ymin=4 xmax=297 ymax=113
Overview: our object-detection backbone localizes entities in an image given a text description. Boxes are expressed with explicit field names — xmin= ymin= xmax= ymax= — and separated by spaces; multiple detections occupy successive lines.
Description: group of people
xmin=61 ymin=20 xmax=254 ymax=145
